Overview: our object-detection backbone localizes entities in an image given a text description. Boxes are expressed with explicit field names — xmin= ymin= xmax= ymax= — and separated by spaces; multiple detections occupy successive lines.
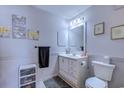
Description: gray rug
xmin=44 ymin=76 xmax=72 ymax=88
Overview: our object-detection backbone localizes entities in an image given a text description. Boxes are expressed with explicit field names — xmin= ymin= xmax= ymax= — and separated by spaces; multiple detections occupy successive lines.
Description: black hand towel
xmin=38 ymin=47 xmax=50 ymax=68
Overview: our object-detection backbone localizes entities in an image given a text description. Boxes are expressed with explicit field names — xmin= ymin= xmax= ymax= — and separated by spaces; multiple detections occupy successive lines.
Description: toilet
xmin=85 ymin=60 xmax=115 ymax=88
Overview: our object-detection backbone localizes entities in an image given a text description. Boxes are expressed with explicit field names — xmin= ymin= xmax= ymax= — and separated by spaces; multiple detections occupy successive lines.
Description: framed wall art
xmin=0 ymin=26 xmax=11 ymax=38
xmin=94 ymin=22 xmax=104 ymax=35
xmin=28 ymin=30 xmax=39 ymax=40
xmin=12 ymin=14 xmax=26 ymax=39
xmin=111 ymin=25 xmax=124 ymax=40
xmin=57 ymin=31 xmax=66 ymax=47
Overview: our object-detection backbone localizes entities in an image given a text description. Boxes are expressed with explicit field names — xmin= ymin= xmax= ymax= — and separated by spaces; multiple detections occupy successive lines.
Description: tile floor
xmin=44 ymin=76 xmax=72 ymax=88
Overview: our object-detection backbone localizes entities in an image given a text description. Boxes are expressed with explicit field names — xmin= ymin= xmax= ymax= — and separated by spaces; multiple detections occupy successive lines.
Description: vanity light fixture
xmin=69 ymin=16 xmax=84 ymax=29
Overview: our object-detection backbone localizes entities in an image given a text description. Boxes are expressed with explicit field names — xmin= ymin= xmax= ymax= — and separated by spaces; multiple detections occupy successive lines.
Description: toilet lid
xmin=86 ymin=77 xmax=107 ymax=88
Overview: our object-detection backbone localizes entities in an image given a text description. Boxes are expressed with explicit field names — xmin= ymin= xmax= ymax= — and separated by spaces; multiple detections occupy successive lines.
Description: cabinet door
xmin=72 ymin=61 xmax=81 ymax=79
xmin=59 ymin=57 xmax=68 ymax=73
xmin=68 ymin=59 xmax=79 ymax=87
xmin=62 ymin=58 xmax=68 ymax=73
xmin=68 ymin=59 xmax=74 ymax=76
xmin=68 ymin=60 xmax=81 ymax=79
xmin=59 ymin=57 xmax=64 ymax=71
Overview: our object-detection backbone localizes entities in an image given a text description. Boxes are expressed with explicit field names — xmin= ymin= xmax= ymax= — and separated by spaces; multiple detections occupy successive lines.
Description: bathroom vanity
xmin=58 ymin=54 xmax=88 ymax=88
xmin=58 ymin=21 xmax=87 ymax=87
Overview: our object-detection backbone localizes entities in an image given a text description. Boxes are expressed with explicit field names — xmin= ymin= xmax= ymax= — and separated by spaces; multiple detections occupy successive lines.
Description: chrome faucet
xmin=65 ymin=48 xmax=71 ymax=54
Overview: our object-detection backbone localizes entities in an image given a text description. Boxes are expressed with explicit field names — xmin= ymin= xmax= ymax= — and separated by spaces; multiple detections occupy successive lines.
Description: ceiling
xmin=34 ymin=5 xmax=91 ymax=19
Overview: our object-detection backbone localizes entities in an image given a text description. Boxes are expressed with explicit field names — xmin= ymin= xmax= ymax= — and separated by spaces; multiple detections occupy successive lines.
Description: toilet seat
xmin=85 ymin=77 xmax=108 ymax=88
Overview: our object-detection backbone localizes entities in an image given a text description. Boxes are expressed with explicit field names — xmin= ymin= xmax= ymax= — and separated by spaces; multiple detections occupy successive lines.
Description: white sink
xmin=59 ymin=53 xmax=86 ymax=60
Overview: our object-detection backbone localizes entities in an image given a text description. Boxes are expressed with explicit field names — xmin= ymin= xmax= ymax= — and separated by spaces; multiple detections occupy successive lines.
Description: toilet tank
xmin=92 ymin=61 xmax=115 ymax=81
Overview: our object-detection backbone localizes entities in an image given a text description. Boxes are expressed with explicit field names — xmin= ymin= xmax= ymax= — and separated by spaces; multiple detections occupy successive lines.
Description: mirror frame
xmin=68 ymin=22 xmax=87 ymax=55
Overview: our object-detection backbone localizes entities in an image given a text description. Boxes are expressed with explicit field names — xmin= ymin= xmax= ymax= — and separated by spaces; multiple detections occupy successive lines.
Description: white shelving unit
xmin=19 ymin=64 xmax=36 ymax=88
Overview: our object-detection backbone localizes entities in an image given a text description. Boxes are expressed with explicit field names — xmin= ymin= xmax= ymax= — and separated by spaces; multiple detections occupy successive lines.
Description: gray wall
xmin=76 ymin=5 xmax=124 ymax=87
xmin=0 ymin=5 xmax=68 ymax=87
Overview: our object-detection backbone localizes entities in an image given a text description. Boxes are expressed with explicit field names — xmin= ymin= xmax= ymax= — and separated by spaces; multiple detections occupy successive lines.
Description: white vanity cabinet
xmin=58 ymin=55 xmax=88 ymax=88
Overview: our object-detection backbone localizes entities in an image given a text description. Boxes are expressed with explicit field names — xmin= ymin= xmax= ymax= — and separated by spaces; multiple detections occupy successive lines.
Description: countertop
xmin=58 ymin=53 xmax=88 ymax=60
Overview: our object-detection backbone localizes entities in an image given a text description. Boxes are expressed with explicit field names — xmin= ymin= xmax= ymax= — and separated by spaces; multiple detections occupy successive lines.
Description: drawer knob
xmin=81 ymin=63 xmax=83 ymax=65
xmin=81 ymin=61 xmax=86 ymax=66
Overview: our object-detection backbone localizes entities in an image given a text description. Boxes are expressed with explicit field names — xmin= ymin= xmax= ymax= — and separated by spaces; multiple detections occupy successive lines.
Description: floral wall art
xmin=28 ymin=29 xmax=39 ymax=40
xmin=0 ymin=26 xmax=11 ymax=38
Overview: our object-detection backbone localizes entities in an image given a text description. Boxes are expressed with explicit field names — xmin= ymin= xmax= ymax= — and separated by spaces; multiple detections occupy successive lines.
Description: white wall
xmin=35 ymin=6 xmax=68 ymax=81
xmin=75 ymin=5 xmax=124 ymax=58
xmin=74 ymin=5 xmax=124 ymax=87
xmin=0 ymin=5 xmax=68 ymax=87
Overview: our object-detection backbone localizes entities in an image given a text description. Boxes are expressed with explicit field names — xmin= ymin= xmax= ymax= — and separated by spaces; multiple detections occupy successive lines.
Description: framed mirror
xmin=68 ymin=22 xmax=87 ymax=54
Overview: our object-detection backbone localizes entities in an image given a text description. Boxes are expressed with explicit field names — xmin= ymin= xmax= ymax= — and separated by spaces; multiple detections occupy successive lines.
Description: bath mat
xmin=44 ymin=76 xmax=72 ymax=88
